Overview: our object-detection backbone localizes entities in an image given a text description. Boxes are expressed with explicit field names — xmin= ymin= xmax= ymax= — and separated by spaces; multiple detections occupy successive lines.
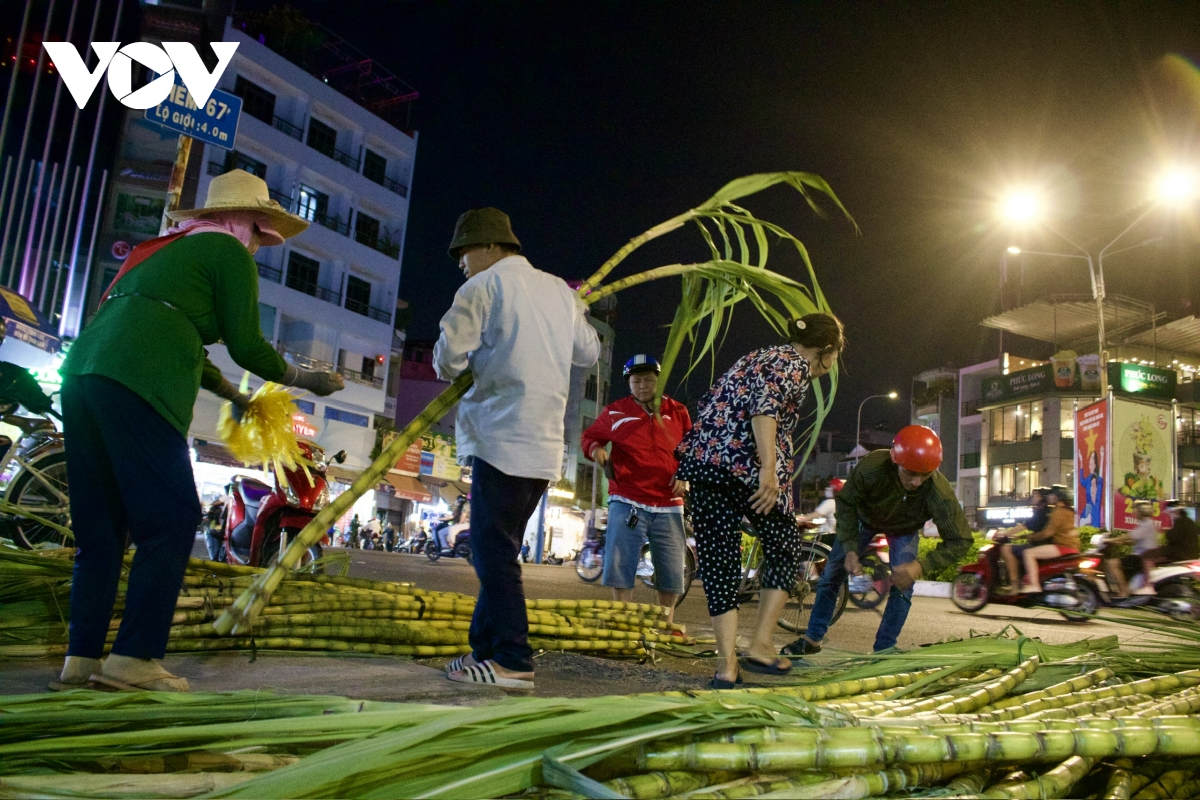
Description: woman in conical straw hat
xmin=54 ymin=170 xmax=345 ymax=692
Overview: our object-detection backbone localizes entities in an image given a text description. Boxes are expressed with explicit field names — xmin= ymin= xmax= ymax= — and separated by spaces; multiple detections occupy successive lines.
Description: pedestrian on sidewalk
xmin=434 ymin=207 xmax=599 ymax=690
xmin=674 ymin=313 xmax=844 ymax=689
xmin=54 ymin=170 xmax=345 ymax=692
xmin=783 ymin=426 xmax=971 ymax=657
xmin=582 ymin=354 xmax=691 ymax=626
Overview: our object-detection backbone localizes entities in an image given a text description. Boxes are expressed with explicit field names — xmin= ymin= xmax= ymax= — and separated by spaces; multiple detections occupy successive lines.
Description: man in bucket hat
xmin=436 ymin=207 xmax=599 ymax=690
xmin=54 ymin=170 xmax=345 ymax=692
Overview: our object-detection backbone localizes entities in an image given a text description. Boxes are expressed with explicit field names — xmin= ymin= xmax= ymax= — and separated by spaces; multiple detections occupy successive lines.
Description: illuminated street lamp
xmin=997 ymin=168 xmax=1195 ymax=394
xmin=855 ymin=391 xmax=899 ymax=463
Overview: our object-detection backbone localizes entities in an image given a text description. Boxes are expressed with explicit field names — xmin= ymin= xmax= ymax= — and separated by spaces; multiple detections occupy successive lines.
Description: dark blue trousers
xmin=467 ymin=458 xmax=547 ymax=673
xmin=64 ymin=374 xmax=202 ymax=660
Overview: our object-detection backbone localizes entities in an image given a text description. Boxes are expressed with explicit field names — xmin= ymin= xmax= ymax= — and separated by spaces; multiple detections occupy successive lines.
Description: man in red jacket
xmin=582 ymin=355 xmax=692 ymax=624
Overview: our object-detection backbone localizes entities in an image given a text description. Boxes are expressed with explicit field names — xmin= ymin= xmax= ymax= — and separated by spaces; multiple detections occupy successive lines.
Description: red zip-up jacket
xmin=582 ymin=395 xmax=692 ymax=508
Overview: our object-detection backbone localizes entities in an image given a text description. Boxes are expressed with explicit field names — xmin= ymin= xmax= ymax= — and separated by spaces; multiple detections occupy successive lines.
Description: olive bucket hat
xmin=448 ymin=207 xmax=521 ymax=258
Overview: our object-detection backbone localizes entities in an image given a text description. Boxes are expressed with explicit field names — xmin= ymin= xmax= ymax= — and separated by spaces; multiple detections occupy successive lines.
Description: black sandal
xmin=780 ymin=636 xmax=821 ymax=656
xmin=709 ymin=672 xmax=744 ymax=690
xmin=740 ymin=656 xmax=792 ymax=675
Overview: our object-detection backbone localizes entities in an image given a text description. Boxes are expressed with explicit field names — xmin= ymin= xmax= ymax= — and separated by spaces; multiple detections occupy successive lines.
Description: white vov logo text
xmin=42 ymin=42 xmax=239 ymax=110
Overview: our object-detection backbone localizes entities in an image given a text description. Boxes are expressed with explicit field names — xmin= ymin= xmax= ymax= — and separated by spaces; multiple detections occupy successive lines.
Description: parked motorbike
xmin=208 ymin=442 xmax=346 ymax=571
xmin=950 ymin=535 xmax=1099 ymax=621
xmin=398 ymin=530 xmax=428 ymax=554
xmin=1076 ymin=535 xmax=1200 ymax=620
xmin=0 ymin=361 xmax=70 ymax=549
xmin=425 ymin=521 xmax=472 ymax=563
xmin=848 ymin=534 xmax=891 ymax=610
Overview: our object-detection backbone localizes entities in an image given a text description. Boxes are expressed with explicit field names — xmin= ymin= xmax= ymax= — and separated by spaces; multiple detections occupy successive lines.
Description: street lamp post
xmin=856 ymin=392 xmax=898 ymax=463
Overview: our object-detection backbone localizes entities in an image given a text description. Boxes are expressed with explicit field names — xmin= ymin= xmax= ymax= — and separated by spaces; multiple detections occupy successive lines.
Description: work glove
xmin=210 ymin=377 xmax=252 ymax=422
xmin=281 ymin=364 xmax=345 ymax=396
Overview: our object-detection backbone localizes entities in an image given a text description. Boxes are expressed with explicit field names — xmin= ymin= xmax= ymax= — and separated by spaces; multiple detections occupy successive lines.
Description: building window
xmin=1181 ymin=408 xmax=1200 ymax=446
xmin=306 ymin=118 xmax=338 ymax=158
xmin=296 ymin=185 xmax=328 ymax=223
xmin=223 ymin=150 xmax=266 ymax=178
xmin=1060 ymin=402 xmax=1076 ymax=439
xmin=363 ymin=149 xmax=387 ymax=184
xmin=233 ymin=76 xmax=276 ymax=124
xmin=344 ymin=275 xmax=372 ymax=316
xmin=354 ymin=211 xmax=380 ymax=249
xmin=258 ymin=303 xmax=276 ymax=341
xmin=324 ymin=406 xmax=369 ymax=427
xmin=581 ymin=416 xmax=595 ymax=434
xmin=286 ymin=252 xmax=320 ymax=296
xmin=585 ymin=374 xmax=598 ymax=401
xmin=295 ymin=399 xmax=315 ymax=415
xmin=576 ymin=463 xmax=596 ymax=502
xmin=988 ymin=461 xmax=1043 ymax=501
xmin=989 ymin=402 xmax=1043 ymax=444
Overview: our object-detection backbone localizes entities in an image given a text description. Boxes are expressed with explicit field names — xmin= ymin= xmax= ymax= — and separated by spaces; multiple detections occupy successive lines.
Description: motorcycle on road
xmin=950 ymin=535 xmax=1099 ymax=621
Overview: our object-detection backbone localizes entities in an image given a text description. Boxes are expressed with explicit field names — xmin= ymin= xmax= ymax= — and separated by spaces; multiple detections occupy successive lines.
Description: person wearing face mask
xmin=53 ymin=170 xmax=345 ymax=692
xmin=435 ymin=207 xmax=599 ymax=690
xmin=784 ymin=425 xmax=972 ymax=656
xmin=581 ymin=354 xmax=692 ymax=626
xmin=674 ymin=312 xmax=845 ymax=689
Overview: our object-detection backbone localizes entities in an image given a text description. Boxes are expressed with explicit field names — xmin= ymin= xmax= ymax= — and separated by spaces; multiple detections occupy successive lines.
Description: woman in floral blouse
xmin=675 ymin=312 xmax=844 ymax=688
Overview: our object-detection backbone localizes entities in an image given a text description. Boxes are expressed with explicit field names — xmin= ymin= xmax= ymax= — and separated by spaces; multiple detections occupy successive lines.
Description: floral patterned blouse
xmin=675 ymin=345 xmax=812 ymax=513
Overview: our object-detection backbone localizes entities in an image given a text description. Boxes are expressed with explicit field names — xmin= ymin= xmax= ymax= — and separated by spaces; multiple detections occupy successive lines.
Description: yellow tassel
xmin=217 ymin=377 xmax=311 ymax=481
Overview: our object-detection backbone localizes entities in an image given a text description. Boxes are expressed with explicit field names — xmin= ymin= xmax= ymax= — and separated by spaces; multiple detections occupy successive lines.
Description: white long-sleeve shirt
xmin=433 ymin=256 xmax=600 ymax=481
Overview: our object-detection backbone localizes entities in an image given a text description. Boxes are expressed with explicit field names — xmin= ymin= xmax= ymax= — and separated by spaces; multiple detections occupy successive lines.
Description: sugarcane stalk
xmin=212 ymin=373 xmax=474 ymax=635
xmin=983 ymin=755 xmax=1095 ymax=799
xmin=675 ymin=772 xmax=833 ymax=799
xmin=1102 ymin=759 xmax=1135 ymax=800
xmin=944 ymin=768 xmax=994 ymax=796
xmin=875 ymin=657 xmax=1038 ymax=718
xmin=1132 ymin=686 xmax=1200 ymax=717
xmin=95 ymin=751 xmax=300 ymax=774
xmin=1133 ymin=769 xmax=1194 ymax=800
xmin=980 ymin=667 xmax=1114 ymax=713
xmin=0 ymin=772 xmax=255 ymax=797
xmin=602 ymin=769 xmax=740 ymax=799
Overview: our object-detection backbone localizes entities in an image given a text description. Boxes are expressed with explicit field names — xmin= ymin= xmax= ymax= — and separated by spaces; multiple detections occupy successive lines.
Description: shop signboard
xmin=1107 ymin=362 xmax=1177 ymax=401
xmin=1075 ymin=400 xmax=1107 ymax=529
xmin=381 ymin=431 xmax=423 ymax=476
xmin=979 ymin=352 xmax=1104 ymax=407
xmin=1110 ymin=397 xmax=1174 ymax=531
xmin=420 ymin=431 xmax=461 ymax=481
xmin=977 ymin=506 xmax=1035 ymax=527
xmin=292 ymin=413 xmax=317 ymax=439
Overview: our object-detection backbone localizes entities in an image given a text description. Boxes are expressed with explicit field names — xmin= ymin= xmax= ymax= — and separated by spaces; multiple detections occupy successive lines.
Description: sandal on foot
xmin=709 ymin=672 xmax=744 ymax=690
xmin=447 ymin=659 xmax=534 ymax=690
xmin=740 ymin=656 xmax=793 ymax=675
xmin=89 ymin=673 xmax=190 ymax=692
xmin=445 ymin=654 xmax=476 ymax=674
xmin=780 ymin=636 xmax=821 ymax=656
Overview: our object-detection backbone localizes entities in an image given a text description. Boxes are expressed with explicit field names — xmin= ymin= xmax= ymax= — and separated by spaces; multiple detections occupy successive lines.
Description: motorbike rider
xmin=783 ymin=426 xmax=972 ymax=656
xmin=1000 ymin=485 xmax=1079 ymax=594
xmin=1104 ymin=500 xmax=1162 ymax=596
xmin=581 ymin=354 xmax=692 ymax=626
xmin=1161 ymin=501 xmax=1200 ymax=563
xmin=435 ymin=496 xmax=468 ymax=552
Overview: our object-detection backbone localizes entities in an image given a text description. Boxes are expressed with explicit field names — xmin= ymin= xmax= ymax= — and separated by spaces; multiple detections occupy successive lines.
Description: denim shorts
xmin=601 ymin=500 xmax=686 ymax=593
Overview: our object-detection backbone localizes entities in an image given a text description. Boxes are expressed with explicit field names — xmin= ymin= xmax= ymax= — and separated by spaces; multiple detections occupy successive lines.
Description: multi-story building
xmin=911 ymin=365 xmax=959 ymax=487
xmin=86 ymin=12 xmax=418 ymax=508
xmin=566 ymin=293 xmax=617 ymax=510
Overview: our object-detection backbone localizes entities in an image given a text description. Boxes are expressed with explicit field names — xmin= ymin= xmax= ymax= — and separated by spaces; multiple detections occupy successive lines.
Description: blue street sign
xmin=144 ymin=73 xmax=241 ymax=150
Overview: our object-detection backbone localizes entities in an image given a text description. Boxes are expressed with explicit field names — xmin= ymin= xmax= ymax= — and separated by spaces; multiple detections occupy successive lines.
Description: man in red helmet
xmin=783 ymin=425 xmax=973 ymax=654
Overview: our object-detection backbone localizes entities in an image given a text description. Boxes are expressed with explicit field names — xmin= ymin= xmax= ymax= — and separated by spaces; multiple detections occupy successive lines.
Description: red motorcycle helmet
xmin=891 ymin=425 xmax=943 ymax=474
xmin=828 ymin=478 xmax=845 ymax=492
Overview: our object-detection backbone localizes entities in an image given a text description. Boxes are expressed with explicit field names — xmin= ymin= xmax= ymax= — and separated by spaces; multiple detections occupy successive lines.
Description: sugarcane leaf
xmin=541 ymin=751 xmax=627 ymax=799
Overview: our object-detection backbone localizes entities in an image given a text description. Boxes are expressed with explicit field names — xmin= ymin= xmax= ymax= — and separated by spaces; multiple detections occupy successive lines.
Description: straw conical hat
xmin=167 ymin=169 xmax=309 ymax=239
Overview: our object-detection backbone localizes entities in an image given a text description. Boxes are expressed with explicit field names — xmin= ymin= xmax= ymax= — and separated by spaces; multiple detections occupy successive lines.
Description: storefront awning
xmin=326 ymin=464 xmax=362 ymax=485
xmin=385 ymin=472 xmax=432 ymax=502
xmin=192 ymin=439 xmax=244 ymax=468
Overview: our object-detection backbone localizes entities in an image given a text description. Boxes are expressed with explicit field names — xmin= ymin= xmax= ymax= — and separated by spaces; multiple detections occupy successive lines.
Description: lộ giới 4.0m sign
xmin=145 ymin=72 xmax=241 ymax=151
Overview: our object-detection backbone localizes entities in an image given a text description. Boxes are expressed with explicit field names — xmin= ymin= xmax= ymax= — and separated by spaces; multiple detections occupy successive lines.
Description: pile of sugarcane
xmin=0 ymin=544 xmax=693 ymax=661
xmin=9 ymin=634 xmax=1200 ymax=798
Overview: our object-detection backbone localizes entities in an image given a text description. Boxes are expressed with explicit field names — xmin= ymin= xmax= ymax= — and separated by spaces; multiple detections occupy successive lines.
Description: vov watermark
xmin=42 ymin=42 xmax=239 ymax=110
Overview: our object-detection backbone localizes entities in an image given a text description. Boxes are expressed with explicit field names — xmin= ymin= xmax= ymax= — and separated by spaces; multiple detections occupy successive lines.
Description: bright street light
xmin=1157 ymin=169 xmax=1196 ymax=205
xmin=855 ymin=392 xmax=899 ymax=463
xmin=1000 ymin=191 xmax=1041 ymax=225
xmin=1006 ymin=246 xmax=1022 ymax=255
xmin=887 ymin=391 xmax=899 ymax=399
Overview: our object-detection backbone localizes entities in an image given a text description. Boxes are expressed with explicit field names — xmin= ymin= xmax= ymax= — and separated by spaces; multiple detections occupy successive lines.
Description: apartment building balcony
xmin=280 ymin=349 xmax=383 ymax=389
xmin=344 ymin=295 xmax=392 ymax=324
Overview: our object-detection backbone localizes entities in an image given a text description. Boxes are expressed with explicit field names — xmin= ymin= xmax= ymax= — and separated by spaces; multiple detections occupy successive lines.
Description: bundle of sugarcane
xmin=0 ymin=547 xmax=693 ymax=661
xmin=11 ymin=634 xmax=1200 ymax=800
xmin=214 ymin=172 xmax=852 ymax=636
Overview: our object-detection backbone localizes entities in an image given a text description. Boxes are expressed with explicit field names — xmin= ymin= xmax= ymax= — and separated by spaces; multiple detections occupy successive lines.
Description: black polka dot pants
xmin=689 ymin=479 xmax=802 ymax=617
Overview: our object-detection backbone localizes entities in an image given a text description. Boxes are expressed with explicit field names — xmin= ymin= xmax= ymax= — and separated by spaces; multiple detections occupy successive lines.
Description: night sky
xmin=238 ymin=0 xmax=1200 ymax=434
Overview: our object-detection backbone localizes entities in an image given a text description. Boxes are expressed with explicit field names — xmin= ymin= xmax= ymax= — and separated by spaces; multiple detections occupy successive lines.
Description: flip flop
xmin=47 ymin=679 xmax=102 ymax=692
xmin=780 ymin=636 xmax=821 ymax=656
xmin=88 ymin=673 xmax=191 ymax=693
xmin=740 ymin=656 xmax=793 ymax=675
xmin=447 ymin=659 xmax=534 ymax=690
xmin=709 ymin=672 xmax=744 ymax=690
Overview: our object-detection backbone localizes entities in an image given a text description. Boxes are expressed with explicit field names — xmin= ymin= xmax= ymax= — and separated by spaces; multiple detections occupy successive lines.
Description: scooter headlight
xmin=310 ymin=484 xmax=331 ymax=512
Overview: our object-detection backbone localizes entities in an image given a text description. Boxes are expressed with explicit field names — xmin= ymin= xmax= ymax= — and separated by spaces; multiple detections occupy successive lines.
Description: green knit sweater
xmin=62 ymin=232 xmax=287 ymax=435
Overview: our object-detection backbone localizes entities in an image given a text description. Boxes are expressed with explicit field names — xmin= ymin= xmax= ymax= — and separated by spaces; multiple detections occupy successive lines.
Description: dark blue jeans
xmin=64 ymin=374 xmax=202 ymax=660
xmin=467 ymin=458 xmax=548 ymax=673
xmin=805 ymin=525 xmax=920 ymax=652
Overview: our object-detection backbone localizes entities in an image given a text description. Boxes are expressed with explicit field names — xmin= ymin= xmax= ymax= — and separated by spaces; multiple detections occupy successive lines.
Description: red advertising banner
xmin=395 ymin=440 xmax=422 ymax=476
xmin=1075 ymin=400 xmax=1107 ymax=529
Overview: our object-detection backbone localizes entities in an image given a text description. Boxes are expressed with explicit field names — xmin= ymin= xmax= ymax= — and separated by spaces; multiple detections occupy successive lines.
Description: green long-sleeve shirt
xmin=835 ymin=449 xmax=973 ymax=574
xmin=62 ymin=232 xmax=287 ymax=435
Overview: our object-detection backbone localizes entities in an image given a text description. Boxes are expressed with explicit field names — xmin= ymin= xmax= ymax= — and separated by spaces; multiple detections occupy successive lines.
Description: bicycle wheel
xmin=9 ymin=451 xmax=71 ymax=549
xmin=848 ymin=552 xmax=891 ymax=609
xmin=576 ymin=547 xmax=603 ymax=582
xmin=777 ymin=542 xmax=847 ymax=632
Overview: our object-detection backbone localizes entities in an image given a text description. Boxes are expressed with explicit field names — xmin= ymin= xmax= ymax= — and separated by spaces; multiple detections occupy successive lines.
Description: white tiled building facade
xmin=189 ymin=21 xmax=416 ymax=473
